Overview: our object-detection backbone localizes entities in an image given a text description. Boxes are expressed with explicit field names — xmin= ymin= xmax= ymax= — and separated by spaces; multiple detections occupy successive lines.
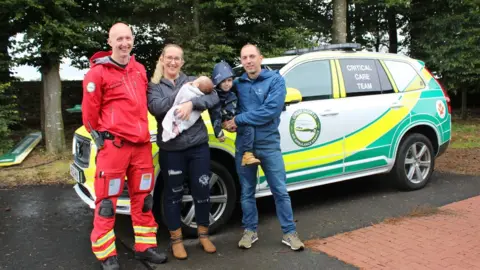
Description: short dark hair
xmin=241 ymin=43 xmax=262 ymax=55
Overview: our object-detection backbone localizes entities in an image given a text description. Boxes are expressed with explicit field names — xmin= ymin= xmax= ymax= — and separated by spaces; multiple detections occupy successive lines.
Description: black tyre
xmin=390 ymin=133 xmax=435 ymax=190
xmin=159 ymin=160 xmax=237 ymax=237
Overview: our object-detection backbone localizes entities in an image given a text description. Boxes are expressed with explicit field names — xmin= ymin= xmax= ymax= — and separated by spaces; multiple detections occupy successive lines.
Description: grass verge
xmin=436 ymin=116 xmax=480 ymax=176
xmin=1 ymin=116 xmax=478 ymax=187
xmin=450 ymin=117 xmax=480 ymax=149
xmin=0 ymin=149 xmax=75 ymax=188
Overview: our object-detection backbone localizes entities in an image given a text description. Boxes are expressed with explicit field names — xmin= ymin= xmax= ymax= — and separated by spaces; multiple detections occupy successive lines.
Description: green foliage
xmin=177 ymin=1 xmax=316 ymax=75
xmin=408 ymin=0 xmax=480 ymax=94
xmin=74 ymin=0 xmax=320 ymax=76
xmin=6 ymin=0 xmax=477 ymax=105
xmin=0 ymin=82 xmax=20 ymax=154
xmin=350 ymin=0 xmax=410 ymax=51
xmin=13 ymin=0 xmax=95 ymax=68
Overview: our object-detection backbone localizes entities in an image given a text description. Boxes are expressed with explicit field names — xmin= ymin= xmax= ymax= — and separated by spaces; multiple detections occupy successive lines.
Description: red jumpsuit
xmin=82 ymin=51 xmax=157 ymax=261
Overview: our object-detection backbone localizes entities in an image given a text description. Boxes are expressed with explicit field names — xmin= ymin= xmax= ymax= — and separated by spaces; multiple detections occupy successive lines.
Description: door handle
xmin=320 ymin=109 xmax=339 ymax=116
xmin=390 ymin=102 xmax=404 ymax=109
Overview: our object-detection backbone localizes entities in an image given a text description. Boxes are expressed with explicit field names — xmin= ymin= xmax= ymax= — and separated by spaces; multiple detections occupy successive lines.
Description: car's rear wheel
xmin=159 ymin=160 xmax=237 ymax=237
xmin=390 ymin=133 xmax=435 ymax=190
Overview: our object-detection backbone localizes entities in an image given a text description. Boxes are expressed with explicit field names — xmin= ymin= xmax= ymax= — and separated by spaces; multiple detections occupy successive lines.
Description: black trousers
xmin=159 ymin=143 xmax=211 ymax=231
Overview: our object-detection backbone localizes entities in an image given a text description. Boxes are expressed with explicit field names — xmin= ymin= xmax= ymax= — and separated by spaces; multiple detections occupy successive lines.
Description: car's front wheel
xmin=390 ymin=133 xmax=435 ymax=190
xmin=159 ymin=160 xmax=237 ymax=237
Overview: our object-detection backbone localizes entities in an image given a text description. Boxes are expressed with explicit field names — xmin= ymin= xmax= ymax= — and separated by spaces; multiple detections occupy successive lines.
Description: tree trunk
xmin=0 ymin=43 xmax=10 ymax=83
xmin=332 ymin=0 xmax=347 ymax=43
xmin=193 ymin=0 xmax=200 ymax=36
xmin=354 ymin=3 xmax=363 ymax=44
xmin=461 ymin=88 xmax=467 ymax=120
xmin=346 ymin=0 xmax=352 ymax=42
xmin=0 ymin=20 xmax=11 ymax=83
xmin=387 ymin=7 xmax=398 ymax=53
xmin=40 ymin=84 xmax=45 ymax=139
xmin=375 ymin=6 xmax=381 ymax=52
xmin=41 ymin=57 xmax=65 ymax=154
xmin=409 ymin=0 xmax=423 ymax=58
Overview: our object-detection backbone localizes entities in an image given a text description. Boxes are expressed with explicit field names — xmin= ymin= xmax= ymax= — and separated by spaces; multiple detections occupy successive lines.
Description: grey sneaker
xmin=282 ymin=232 xmax=305 ymax=251
xmin=238 ymin=230 xmax=258 ymax=249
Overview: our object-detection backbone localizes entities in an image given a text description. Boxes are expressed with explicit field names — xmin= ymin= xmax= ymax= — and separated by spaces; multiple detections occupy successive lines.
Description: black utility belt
xmin=100 ymin=131 xmax=124 ymax=148
xmin=100 ymin=131 xmax=115 ymax=140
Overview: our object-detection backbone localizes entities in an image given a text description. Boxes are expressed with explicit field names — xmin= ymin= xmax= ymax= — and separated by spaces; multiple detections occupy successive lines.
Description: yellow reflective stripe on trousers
xmin=135 ymin=236 xmax=157 ymax=244
xmin=133 ymin=226 xmax=157 ymax=234
xmin=94 ymin=241 xmax=116 ymax=259
xmin=92 ymin=230 xmax=115 ymax=247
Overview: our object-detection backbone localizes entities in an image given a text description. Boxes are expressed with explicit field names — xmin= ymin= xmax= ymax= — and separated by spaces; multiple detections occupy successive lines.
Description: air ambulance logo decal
xmin=436 ymin=100 xmax=446 ymax=119
xmin=289 ymin=109 xmax=321 ymax=147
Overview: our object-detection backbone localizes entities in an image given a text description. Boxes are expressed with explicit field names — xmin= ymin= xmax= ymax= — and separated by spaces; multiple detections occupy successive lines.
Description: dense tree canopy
xmin=1 ymin=0 xmax=478 ymax=152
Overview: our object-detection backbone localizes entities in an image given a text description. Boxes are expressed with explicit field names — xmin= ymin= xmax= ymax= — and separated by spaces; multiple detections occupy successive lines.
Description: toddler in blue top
xmin=208 ymin=61 xmax=260 ymax=166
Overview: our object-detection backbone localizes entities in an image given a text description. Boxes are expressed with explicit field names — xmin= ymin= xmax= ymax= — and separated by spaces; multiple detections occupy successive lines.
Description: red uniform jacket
xmin=81 ymin=51 xmax=150 ymax=144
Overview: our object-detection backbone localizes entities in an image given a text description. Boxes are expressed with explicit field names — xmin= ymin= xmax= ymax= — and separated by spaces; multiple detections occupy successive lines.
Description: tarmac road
xmin=1 ymin=171 xmax=479 ymax=270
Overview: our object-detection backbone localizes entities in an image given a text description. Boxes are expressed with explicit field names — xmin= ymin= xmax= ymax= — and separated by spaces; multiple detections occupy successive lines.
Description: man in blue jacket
xmin=223 ymin=44 xmax=304 ymax=251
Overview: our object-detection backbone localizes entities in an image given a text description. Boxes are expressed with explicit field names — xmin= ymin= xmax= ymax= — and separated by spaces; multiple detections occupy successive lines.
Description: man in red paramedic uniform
xmin=82 ymin=22 xmax=167 ymax=270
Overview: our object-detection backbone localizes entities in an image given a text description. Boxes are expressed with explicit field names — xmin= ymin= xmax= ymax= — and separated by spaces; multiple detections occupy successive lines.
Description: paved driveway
xmin=0 ymin=172 xmax=479 ymax=270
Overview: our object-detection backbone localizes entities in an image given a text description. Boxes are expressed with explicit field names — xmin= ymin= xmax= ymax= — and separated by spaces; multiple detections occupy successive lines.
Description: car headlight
xmin=72 ymin=135 xmax=77 ymax=155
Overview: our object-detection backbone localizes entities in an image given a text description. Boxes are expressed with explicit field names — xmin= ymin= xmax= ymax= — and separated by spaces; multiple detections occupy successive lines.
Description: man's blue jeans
xmin=235 ymin=148 xmax=296 ymax=234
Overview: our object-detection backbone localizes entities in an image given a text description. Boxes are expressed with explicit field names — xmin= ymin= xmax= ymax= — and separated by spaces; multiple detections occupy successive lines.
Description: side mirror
xmin=285 ymin=87 xmax=302 ymax=104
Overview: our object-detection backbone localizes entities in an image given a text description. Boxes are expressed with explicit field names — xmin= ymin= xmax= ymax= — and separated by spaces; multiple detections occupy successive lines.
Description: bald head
xmin=107 ymin=22 xmax=134 ymax=64
xmin=109 ymin=22 xmax=132 ymax=38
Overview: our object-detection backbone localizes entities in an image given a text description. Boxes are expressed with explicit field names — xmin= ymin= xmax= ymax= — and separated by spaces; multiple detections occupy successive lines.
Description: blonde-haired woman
xmin=147 ymin=44 xmax=219 ymax=260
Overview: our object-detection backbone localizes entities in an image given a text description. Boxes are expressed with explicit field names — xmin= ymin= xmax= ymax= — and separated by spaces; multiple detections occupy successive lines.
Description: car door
xmin=256 ymin=59 xmax=345 ymax=191
xmin=332 ymin=57 xmax=403 ymax=174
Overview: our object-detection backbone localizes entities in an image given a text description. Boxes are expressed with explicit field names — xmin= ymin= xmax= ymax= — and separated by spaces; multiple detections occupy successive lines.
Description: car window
xmin=265 ymin=64 xmax=287 ymax=71
xmin=283 ymin=60 xmax=332 ymax=101
xmin=376 ymin=61 xmax=394 ymax=94
xmin=233 ymin=64 xmax=280 ymax=78
xmin=338 ymin=59 xmax=393 ymax=97
xmin=233 ymin=67 xmax=244 ymax=78
xmin=384 ymin=60 xmax=425 ymax=92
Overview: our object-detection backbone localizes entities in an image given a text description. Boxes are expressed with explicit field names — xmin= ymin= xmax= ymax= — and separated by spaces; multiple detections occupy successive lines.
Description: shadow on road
xmin=113 ymin=174 xmax=394 ymax=239
xmin=221 ymin=174 xmax=395 ymax=231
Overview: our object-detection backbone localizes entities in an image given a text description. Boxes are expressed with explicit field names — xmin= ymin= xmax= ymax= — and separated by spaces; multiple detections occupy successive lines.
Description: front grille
xmin=74 ymin=134 xmax=91 ymax=168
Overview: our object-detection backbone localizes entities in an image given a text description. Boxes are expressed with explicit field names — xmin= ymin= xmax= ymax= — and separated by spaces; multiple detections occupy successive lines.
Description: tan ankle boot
xmin=198 ymin=226 xmax=216 ymax=253
xmin=241 ymin=152 xmax=261 ymax=166
xmin=169 ymin=228 xmax=187 ymax=260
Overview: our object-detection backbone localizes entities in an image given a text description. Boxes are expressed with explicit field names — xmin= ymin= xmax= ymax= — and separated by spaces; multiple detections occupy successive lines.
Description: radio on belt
xmin=88 ymin=121 xmax=104 ymax=150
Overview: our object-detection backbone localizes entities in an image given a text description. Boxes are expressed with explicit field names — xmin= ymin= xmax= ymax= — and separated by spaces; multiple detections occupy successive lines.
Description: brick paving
xmin=305 ymin=195 xmax=480 ymax=270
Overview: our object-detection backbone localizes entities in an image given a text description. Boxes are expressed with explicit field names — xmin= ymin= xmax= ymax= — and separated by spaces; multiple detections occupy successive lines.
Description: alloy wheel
xmin=180 ymin=173 xmax=228 ymax=228
xmin=404 ymin=142 xmax=432 ymax=184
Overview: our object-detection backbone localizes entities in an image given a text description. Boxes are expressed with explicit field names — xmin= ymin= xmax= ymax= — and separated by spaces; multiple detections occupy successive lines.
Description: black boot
xmin=100 ymin=256 xmax=120 ymax=270
xmin=134 ymin=247 xmax=168 ymax=264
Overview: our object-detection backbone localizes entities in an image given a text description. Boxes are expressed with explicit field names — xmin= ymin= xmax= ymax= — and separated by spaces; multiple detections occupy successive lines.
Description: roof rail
xmin=284 ymin=43 xmax=362 ymax=56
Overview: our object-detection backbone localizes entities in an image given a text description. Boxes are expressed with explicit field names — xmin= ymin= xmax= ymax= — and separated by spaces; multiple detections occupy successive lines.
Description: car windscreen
xmin=233 ymin=66 xmax=244 ymax=78
xmin=233 ymin=63 xmax=287 ymax=78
